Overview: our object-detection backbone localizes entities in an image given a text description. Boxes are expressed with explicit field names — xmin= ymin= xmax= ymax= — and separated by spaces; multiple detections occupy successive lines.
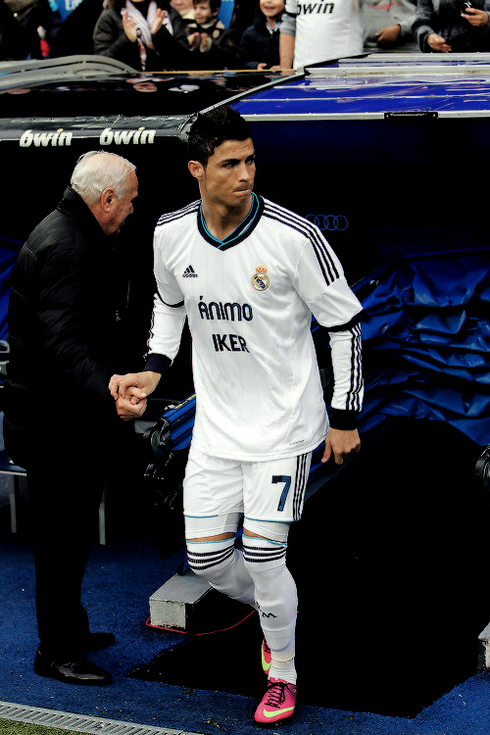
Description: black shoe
xmin=83 ymin=632 xmax=116 ymax=652
xmin=34 ymin=647 xmax=112 ymax=686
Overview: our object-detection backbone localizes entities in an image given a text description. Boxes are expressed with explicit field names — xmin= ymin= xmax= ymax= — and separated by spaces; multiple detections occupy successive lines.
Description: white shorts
xmin=183 ymin=445 xmax=312 ymax=525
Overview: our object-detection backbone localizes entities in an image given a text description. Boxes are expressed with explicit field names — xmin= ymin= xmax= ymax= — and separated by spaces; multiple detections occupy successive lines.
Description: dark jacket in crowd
xmin=234 ymin=13 xmax=281 ymax=69
xmin=413 ymin=0 xmax=490 ymax=51
xmin=0 ymin=0 xmax=30 ymax=59
xmin=93 ymin=4 xmax=190 ymax=71
xmin=49 ymin=0 xmax=105 ymax=57
xmin=3 ymin=0 xmax=52 ymax=58
xmin=3 ymin=186 xmax=132 ymax=469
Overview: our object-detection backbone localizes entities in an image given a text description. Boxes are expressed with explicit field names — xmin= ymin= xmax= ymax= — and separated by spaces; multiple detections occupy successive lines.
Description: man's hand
xmin=427 ymin=32 xmax=452 ymax=51
xmin=322 ymin=428 xmax=361 ymax=465
xmin=376 ymin=24 xmax=402 ymax=46
xmin=462 ymin=7 xmax=489 ymax=25
xmin=115 ymin=395 xmax=147 ymax=421
xmin=109 ymin=371 xmax=161 ymax=404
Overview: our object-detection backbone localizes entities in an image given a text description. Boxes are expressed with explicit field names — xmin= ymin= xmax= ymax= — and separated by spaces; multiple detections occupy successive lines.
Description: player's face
xmin=192 ymin=138 xmax=256 ymax=212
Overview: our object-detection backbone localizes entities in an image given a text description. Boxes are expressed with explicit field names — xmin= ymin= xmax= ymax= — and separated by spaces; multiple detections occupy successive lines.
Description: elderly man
xmin=3 ymin=151 xmax=145 ymax=685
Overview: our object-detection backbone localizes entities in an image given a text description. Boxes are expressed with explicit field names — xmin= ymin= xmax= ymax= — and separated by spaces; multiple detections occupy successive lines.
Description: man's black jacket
xmin=3 ymin=186 xmax=132 ymax=468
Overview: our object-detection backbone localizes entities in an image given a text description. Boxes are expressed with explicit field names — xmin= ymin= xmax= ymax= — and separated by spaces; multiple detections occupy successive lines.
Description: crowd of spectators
xmin=1 ymin=0 xmax=490 ymax=68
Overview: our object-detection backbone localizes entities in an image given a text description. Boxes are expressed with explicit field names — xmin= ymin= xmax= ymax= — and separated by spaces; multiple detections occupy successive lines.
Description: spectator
xmin=234 ymin=0 xmax=284 ymax=69
xmin=280 ymin=0 xmax=364 ymax=70
xmin=186 ymin=0 xmax=227 ymax=67
xmin=3 ymin=151 xmax=144 ymax=685
xmin=413 ymin=0 xmax=490 ymax=51
xmin=364 ymin=0 xmax=418 ymax=51
xmin=93 ymin=0 xmax=191 ymax=71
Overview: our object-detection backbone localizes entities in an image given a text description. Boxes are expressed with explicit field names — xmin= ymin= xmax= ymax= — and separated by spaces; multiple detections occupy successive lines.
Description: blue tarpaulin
xmin=0 ymin=240 xmax=20 ymax=342
xmin=355 ymin=249 xmax=490 ymax=446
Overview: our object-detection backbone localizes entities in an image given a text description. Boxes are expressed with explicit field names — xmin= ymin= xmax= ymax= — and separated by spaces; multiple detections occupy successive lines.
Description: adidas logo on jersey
xmin=182 ymin=265 xmax=198 ymax=278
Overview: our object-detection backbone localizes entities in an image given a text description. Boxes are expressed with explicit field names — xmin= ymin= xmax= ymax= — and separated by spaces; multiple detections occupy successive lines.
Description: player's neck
xmin=201 ymin=198 xmax=253 ymax=241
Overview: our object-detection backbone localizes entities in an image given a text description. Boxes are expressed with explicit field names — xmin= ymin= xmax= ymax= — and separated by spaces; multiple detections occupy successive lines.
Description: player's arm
xmin=279 ymin=7 xmax=296 ymax=69
xmin=108 ymin=295 xmax=183 ymax=417
xmin=293 ymin=231 xmax=364 ymax=464
xmin=322 ymin=320 xmax=363 ymax=464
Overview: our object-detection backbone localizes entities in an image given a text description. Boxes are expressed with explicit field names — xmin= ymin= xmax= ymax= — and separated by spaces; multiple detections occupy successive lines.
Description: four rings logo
xmin=306 ymin=214 xmax=349 ymax=231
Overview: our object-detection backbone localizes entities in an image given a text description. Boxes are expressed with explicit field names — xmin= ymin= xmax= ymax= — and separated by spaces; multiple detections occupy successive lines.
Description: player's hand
xmin=322 ymin=428 xmax=361 ymax=465
xmin=109 ymin=371 xmax=161 ymax=403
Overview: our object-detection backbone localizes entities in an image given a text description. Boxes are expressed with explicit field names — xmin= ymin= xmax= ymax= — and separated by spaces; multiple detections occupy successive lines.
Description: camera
xmin=475 ymin=445 xmax=490 ymax=492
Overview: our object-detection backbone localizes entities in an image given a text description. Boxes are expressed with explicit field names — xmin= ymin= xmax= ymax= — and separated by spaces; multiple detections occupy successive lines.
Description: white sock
xmin=243 ymin=535 xmax=297 ymax=684
xmin=186 ymin=537 xmax=255 ymax=606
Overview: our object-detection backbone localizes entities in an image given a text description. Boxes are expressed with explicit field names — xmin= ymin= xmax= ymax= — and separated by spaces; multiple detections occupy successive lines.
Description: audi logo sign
xmin=306 ymin=214 xmax=349 ymax=232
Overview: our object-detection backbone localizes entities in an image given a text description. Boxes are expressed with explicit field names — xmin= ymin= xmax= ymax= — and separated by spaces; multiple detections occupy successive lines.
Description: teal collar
xmin=198 ymin=193 xmax=263 ymax=251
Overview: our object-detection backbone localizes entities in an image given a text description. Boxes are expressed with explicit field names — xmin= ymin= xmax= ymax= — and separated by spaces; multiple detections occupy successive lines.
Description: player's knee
xmin=242 ymin=534 xmax=288 ymax=576
xmin=185 ymin=536 xmax=235 ymax=584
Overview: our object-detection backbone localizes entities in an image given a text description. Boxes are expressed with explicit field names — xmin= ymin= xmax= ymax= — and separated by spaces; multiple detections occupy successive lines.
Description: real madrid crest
xmin=251 ymin=264 xmax=270 ymax=291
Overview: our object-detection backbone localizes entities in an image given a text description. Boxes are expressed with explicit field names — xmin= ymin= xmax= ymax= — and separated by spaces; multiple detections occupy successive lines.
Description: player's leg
xmin=242 ymin=521 xmax=297 ymax=681
xmin=185 ymin=515 xmax=255 ymax=606
xmin=183 ymin=446 xmax=255 ymax=606
xmin=242 ymin=453 xmax=311 ymax=723
xmin=243 ymin=521 xmax=299 ymax=724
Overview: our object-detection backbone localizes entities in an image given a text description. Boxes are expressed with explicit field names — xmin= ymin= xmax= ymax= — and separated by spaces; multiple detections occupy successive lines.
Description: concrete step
xmin=149 ymin=571 xmax=212 ymax=631
xmin=478 ymin=622 xmax=490 ymax=669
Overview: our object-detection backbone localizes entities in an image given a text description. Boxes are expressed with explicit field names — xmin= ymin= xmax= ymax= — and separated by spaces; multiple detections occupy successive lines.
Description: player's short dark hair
xmin=187 ymin=106 xmax=252 ymax=166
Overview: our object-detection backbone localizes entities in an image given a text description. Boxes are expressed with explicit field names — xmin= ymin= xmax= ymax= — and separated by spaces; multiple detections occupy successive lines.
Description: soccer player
xmin=109 ymin=105 xmax=364 ymax=723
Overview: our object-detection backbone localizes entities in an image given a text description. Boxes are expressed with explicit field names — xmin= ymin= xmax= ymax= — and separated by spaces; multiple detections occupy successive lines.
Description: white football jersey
xmin=149 ymin=194 xmax=363 ymax=461
xmin=285 ymin=0 xmax=364 ymax=70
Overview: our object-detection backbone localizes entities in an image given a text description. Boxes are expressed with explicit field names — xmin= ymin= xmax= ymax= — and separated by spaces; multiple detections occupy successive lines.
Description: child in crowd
xmin=234 ymin=0 xmax=284 ymax=69
xmin=186 ymin=0 xmax=227 ymax=67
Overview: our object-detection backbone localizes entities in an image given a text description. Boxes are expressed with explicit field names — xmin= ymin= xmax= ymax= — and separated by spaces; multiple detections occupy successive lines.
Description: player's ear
xmin=188 ymin=160 xmax=203 ymax=180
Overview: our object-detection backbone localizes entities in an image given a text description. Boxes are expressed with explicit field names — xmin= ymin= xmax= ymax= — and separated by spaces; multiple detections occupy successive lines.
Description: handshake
xmin=108 ymin=371 xmax=162 ymax=422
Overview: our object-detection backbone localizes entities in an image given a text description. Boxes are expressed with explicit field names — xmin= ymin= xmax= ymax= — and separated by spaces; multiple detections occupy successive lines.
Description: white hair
xmin=70 ymin=151 xmax=136 ymax=205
